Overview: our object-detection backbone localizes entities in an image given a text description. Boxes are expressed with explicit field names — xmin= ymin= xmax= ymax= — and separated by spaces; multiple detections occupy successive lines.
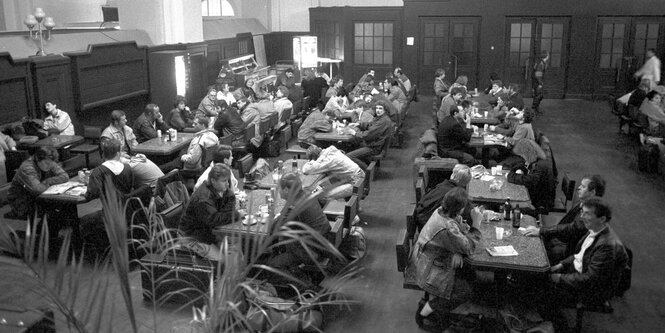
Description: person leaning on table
xmin=6 ymin=146 xmax=68 ymax=220
xmin=409 ymin=188 xmax=483 ymax=331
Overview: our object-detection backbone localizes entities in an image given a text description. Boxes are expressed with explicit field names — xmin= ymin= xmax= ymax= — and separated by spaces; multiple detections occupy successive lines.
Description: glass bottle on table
xmin=291 ymin=157 xmax=299 ymax=174
xmin=512 ymin=204 xmax=521 ymax=228
xmin=504 ymin=197 xmax=511 ymax=220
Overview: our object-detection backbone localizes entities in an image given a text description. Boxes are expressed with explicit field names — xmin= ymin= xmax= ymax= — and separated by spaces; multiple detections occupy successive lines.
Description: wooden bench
xmin=395 ymin=203 xmax=422 ymax=290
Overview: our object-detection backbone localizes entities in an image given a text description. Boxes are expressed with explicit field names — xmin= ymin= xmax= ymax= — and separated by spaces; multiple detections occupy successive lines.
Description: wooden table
xmin=465 ymin=215 xmax=550 ymax=273
xmin=467 ymin=173 xmax=531 ymax=211
xmin=132 ymin=132 xmax=194 ymax=164
xmin=469 ymin=114 xmax=500 ymax=126
xmin=469 ymin=93 xmax=494 ymax=111
xmin=256 ymin=159 xmax=325 ymax=192
xmin=468 ymin=131 xmax=508 ymax=167
xmin=32 ymin=135 xmax=85 ymax=149
xmin=213 ymin=189 xmax=285 ymax=240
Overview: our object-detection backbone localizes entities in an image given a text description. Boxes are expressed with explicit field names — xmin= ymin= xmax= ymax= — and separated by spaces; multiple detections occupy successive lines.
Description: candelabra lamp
xmin=23 ymin=8 xmax=55 ymax=56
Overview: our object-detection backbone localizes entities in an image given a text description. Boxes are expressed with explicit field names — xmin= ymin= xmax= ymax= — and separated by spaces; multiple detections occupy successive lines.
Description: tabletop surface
xmin=314 ymin=128 xmax=355 ymax=142
xmin=132 ymin=132 xmax=195 ymax=155
xmin=466 ymin=215 xmax=550 ymax=273
xmin=33 ymin=135 xmax=84 ymax=149
xmin=214 ymin=189 xmax=286 ymax=238
xmin=256 ymin=159 xmax=325 ymax=191
xmin=467 ymin=174 xmax=531 ymax=203
xmin=468 ymin=131 xmax=507 ymax=148
xmin=38 ymin=178 xmax=88 ymax=203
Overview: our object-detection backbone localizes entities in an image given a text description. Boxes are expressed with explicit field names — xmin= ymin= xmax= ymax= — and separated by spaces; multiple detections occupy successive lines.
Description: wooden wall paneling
xmin=0 ymin=53 xmax=33 ymax=124
xmin=66 ymin=42 xmax=149 ymax=112
xmin=30 ymin=55 xmax=75 ymax=124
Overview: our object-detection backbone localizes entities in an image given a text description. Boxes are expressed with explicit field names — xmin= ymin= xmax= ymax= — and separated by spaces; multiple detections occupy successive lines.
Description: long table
xmin=465 ymin=215 xmax=550 ymax=273
xmin=467 ymin=172 xmax=531 ymax=207
xmin=213 ymin=189 xmax=285 ymax=240
xmin=256 ymin=159 xmax=325 ymax=192
xmin=468 ymin=131 xmax=508 ymax=167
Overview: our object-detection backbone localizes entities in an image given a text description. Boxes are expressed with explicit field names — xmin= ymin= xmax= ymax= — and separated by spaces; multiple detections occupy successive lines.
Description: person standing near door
xmin=634 ymin=48 xmax=661 ymax=89
xmin=532 ymin=50 xmax=549 ymax=114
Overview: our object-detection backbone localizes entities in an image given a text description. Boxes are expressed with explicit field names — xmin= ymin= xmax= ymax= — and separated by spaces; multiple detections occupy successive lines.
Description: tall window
xmin=634 ymin=23 xmax=659 ymax=64
xmin=354 ymin=22 xmax=393 ymax=65
xmin=540 ymin=23 xmax=563 ymax=68
xmin=314 ymin=22 xmax=342 ymax=60
xmin=201 ymin=0 xmax=235 ymax=16
xmin=599 ymin=23 xmax=625 ymax=68
xmin=422 ymin=22 xmax=447 ymax=66
xmin=452 ymin=23 xmax=475 ymax=66
xmin=509 ymin=23 xmax=532 ymax=67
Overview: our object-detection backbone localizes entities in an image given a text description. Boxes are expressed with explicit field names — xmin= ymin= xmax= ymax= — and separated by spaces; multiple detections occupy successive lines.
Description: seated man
xmin=166 ymin=95 xmax=195 ymax=131
xmin=487 ymin=80 xmax=508 ymax=107
xmin=507 ymin=139 xmax=556 ymax=213
xmin=43 ymin=100 xmax=75 ymax=135
xmin=269 ymin=173 xmax=331 ymax=270
xmin=546 ymin=198 xmax=628 ymax=308
xmin=7 ymin=147 xmax=68 ymax=220
xmin=394 ymin=67 xmax=412 ymax=93
xmin=194 ymin=145 xmax=239 ymax=193
xmin=388 ymin=78 xmax=409 ymax=114
xmin=433 ymin=68 xmax=450 ymax=110
xmin=238 ymin=97 xmax=263 ymax=148
xmin=297 ymin=108 xmax=333 ymax=148
xmin=215 ymin=82 xmax=236 ymax=107
xmin=323 ymin=94 xmax=348 ymax=120
xmin=85 ymin=138 xmax=134 ymax=201
xmin=180 ymin=116 xmax=219 ymax=170
xmin=179 ymin=164 xmax=243 ymax=258
xmin=346 ymin=103 xmax=394 ymax=165
xmin=214 ymin=100 xmax=246 ymax=147
xmin=101 ymin=110 xmax=164 ymax=187
xmin=198 ymin=86 xmax=221 ymax=117
xmin=414 ymin=164 xmax=472 ymax=229
xmin=302 ymin=145 xmax=366 ymax=200
xmin=247 ymin=91 xmax=276 ymax=120
xmin=132 ymin=103 xmax=170 ymax=143
xmin=436 ymin=104 xmax=477 ymax=166
xmin=273 ymin=86 xmax=293 ymax=129
xmin=325 ymin=75 xmax=344 ymax=101
xmin=437 ymin=87 xmax=464 ymax=125
xmin=501 ymin=83 xmax=525 ymax=111
xmin=524 ymin=175 xmax=606 ymax=263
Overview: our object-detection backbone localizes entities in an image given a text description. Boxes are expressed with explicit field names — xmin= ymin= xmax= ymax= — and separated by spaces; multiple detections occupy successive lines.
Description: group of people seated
xmin=411 ymin=167 xmax=628 ymax=331
xmin=617 ymin=76 xmax=665 ymax=140
xmin=426 ymin=69 xmax=555 ymax=214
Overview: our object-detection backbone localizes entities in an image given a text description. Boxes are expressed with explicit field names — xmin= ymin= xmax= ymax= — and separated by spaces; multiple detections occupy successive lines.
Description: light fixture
xmin=23 ymin=7 xmax=55 ymax=56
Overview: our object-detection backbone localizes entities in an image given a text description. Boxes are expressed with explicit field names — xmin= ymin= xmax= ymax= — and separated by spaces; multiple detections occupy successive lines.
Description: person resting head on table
xmin=507 ymin=139 xmax=556 ymax=214
xmin=410 ymin=187 xmax=483 ymax=331
xmin=303 ymin=144 xmax=366 ymax=201
xmin=6 ymin=146 xmax=68 ymax=220
xmin=523 ymin=174 xmax=607 ymax=263
xmin=179 ymin=163 xmax=245 ymax=260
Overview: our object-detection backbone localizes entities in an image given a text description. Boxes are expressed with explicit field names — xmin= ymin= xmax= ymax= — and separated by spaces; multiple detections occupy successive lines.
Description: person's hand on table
xmin=451 ymin=253 xmax=464 ymax=269
xmin=523 ymin=226 xmax=540 ymax=237
xmin=470 ymin=206 xmax=482 ymax=229
xmin=515 ymin=169 xmax=524 ymax=175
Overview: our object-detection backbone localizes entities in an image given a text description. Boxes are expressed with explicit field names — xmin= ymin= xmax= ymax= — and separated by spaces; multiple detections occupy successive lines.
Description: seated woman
xmin=639 ymin=90 xmax=665 ymax=136
xmin=507 ymin=139 xmax=556 ymax=213
xmin=409 ymin=188 xmax=482 ymax=331
xmin=166 ymin=95 xmax=195 ymax=131
xmin=179 ymin=164 xmax=243 ymax=259
xmin=6 ymin=147 xmax=68 ymax=220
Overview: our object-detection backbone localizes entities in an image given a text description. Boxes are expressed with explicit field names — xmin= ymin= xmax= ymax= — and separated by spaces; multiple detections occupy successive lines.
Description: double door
xmin=418 ymin=17 xmax=480 ymax=94
xmin=595 ymin=17 xmax=665 ymax=97
xmin=504 ymin=17 xmax=570 ymax=98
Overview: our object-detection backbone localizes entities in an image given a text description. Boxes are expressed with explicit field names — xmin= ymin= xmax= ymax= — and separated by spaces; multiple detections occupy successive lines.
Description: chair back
xmin=343 ymin=194 xmax=359 ymax=229
xmin=156 ymin=169 xmax=184 ymax=197
xmin=5 ymin=150 xmax=30 ymax=182
xmin=219 ymin=135 xmax=234 ymax=146
xmin=280 ymin=107 xmax=292 ymax=124
xmin=259 ymin=116 xmax=272 ymax=135
xmin=83 ymin=125 xmax=102 ymax=143
xmin=244 ymin=123 xmax=256 ymax=143
xmin=561 ymin=172 xmax=576 ymax=207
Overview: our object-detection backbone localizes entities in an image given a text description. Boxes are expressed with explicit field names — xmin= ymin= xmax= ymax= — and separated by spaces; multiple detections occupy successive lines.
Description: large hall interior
xmin=1 ymin=1 xmax=664 ymax=332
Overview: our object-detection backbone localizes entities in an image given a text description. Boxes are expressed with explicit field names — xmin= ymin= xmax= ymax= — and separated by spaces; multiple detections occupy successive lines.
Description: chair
xmin=219 ymin=135 xmax=234 ymax=146
xmin=551 ymin=172 xmax=576 ymax=213
xmin=415 ymin=177 xmax=425 ymax=202
xmin=69 ymin=126 xmax=102 ymax=169
xmin=5 ymin=150 xmax=30 ymax=183
xmin=395 ymin=203 xmax=421 ymax=290
xmin=323 ymin=194 xmax=359 ymax=230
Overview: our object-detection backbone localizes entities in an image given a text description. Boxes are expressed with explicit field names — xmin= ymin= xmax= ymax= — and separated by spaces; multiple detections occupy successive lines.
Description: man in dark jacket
xmin=524 ymin=175 xmax=606 ymax=263
xmin=548 ymin=198 xmax=628 ymax=307
xmin=7 ymin=147 xmax=68 ymax=220
xmin=133 ymin=103 xmax=170 ymax=143
xmin=436 ymin=104 xmax=477 ymax=165
xmin=347 ymin=103 xmax=394 ymax=165
xmin=214 ymin=100 xmax=246 ymax=147
xmin=414 ymin=164 xmax=472 ymax=229
xmin=297 ymin=108 xmax=333 ymax=147
xmin=179 ymin=163 xmax=242 ymax=246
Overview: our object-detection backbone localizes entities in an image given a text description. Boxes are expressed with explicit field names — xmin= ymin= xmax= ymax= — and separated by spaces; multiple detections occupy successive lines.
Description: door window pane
xmin=599 ymin=23 xmax=624 ymax=68
xmin=541 ymin=24 xmax=552 ymax=38
xmin=511 ymin=23 xmax=521 ymax=37
xmin=634 ymin=23 xmax=660 ymax=64
xmin=354 ymin=22 xmax=394 ymax=64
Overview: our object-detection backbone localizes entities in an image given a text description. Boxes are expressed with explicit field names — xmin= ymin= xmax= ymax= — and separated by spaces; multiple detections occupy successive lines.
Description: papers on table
xmin=480 ymin=175 xmax=495 ymax=182
xmin=42 ymin=181 xmax=86 ymax=196
xmin=487 ymin=245 xmax=519 ymax=257
xmin=484 ymin=133 xmax=507 ymax=146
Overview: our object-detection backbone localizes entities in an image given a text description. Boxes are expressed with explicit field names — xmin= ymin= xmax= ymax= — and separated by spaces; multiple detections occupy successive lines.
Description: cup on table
xmin=484 ymin=124 xmax=489 ymax=132
xmin=495 ymin=227 xmax=504 ymax=240
xmin=496 ymin=165 xmax=503 ymax=174
xmin=259 ymin=204 xmax=269 ymax=215
xmin=484 ymin=111 xmax=488 ymax=118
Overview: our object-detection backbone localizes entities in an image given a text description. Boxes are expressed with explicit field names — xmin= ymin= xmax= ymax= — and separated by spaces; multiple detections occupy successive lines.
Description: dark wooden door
xmin=505 ymin=17 xmax=569 ymax=98
xmin=594 ymin=17 xmax=665 ymax=97
xmin=418 ymin=17 xmax=479 ymax=94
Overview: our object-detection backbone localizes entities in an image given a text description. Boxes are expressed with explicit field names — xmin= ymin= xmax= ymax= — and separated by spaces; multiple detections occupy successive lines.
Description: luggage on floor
xmin=638 ymin=143 xmax=660 ymax=173
xmin=140 ymin=251 xmax=214 ymax=305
